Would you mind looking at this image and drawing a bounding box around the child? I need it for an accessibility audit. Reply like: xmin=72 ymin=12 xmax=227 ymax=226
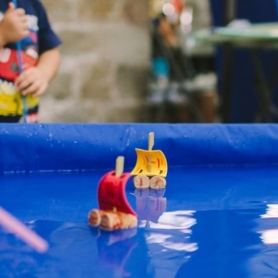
xmin=0 ymin=0 xmax=61 ymax=123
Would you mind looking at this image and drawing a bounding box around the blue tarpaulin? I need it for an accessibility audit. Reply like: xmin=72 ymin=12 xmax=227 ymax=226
xmin=1 ymin=123 xmax=278 ymax=174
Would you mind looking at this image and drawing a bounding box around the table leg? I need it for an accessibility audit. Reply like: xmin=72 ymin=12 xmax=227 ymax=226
xmin=223 ymin=0 xmax=236 ymax=25
xmin=267 ymin=61 xmax=278 ymax=120
xmin=249 ymin=50 xmax=272 ymax=122
xmin=219 ymin=0 xmax=237 ymax=123
xmin=221 ymin=44 xmax=234 ymax=123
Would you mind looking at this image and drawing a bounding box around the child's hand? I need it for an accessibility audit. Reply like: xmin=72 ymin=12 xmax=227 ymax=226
xmin=0 ymin=2 xmax=29 ymax=45
xmin=15 ymin=67 xmax=49 ymax=97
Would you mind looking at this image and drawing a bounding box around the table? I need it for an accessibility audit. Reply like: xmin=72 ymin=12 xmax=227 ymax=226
xmin=1 ymin=123 xmax=278 ymax=277
xmin=194 ymin=23 xmax=278 ymax=122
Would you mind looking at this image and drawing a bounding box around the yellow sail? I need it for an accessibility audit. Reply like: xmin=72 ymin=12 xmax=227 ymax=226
xmin=131 ymin=148 xmax=168 ymax=177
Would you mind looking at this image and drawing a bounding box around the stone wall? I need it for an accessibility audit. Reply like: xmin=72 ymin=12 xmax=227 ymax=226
xmin=39 ymin=0 xmax=150 ymax=123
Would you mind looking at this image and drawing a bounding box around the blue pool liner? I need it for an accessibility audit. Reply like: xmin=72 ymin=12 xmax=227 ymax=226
xmin=0 ymin=123 xmax=278 ymax=174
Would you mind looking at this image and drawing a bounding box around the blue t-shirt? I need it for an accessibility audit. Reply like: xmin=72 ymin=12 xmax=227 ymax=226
xmin=0 ymin=0 xmax=61 ymax=122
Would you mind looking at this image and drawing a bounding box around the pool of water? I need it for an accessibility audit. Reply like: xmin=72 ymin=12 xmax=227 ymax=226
xmin=1 ymin=165 xmax=278 ymax=277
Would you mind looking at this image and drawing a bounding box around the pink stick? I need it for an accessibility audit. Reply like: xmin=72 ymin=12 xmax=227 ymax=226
xmin=0 ymin=207 xmax=49 ymax=253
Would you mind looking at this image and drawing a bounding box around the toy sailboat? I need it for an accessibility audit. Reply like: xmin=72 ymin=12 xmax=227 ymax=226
xmin=131 ymin=132 xmax=168 ymax=189
xmin=88 ymin=156 xmax=137 ymax=231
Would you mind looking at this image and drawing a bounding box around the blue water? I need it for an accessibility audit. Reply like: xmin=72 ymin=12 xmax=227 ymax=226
xmin=1 ymin=166 xmax=278 ymax=277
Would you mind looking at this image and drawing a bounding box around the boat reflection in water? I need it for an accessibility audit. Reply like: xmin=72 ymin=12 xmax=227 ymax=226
xmin=133 ymin=188 xmax=167 ymax=225
xmin=94 ymin=228 xmax=139 ymax=277
xmin=132 ymin=187 xmax=198 ymax=277
xmin=92 ymin=186 xmax=198 ymax=277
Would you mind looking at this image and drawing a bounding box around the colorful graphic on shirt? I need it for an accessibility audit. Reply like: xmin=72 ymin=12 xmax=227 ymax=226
xmin=0 ymin=47 xmax=37 ymax=81
xmin=0 ymin=79 xmax=39 ymax=117
xmin=0 ymin=11 xmax=39 ymax=119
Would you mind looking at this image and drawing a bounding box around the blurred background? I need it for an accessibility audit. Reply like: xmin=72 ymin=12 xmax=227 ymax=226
xmin=39 ymin=0 xmax=278 ymax=124
xmin=40 ymin=0 xmax=150 ymax=123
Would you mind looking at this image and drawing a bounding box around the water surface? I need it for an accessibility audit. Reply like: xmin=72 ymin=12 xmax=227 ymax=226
xmin=1 ymin=166 xmax=278 ymax=277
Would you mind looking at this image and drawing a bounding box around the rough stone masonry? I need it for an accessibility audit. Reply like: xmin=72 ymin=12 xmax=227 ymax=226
xmin=39 ymin=0 xmax=150 ymax=123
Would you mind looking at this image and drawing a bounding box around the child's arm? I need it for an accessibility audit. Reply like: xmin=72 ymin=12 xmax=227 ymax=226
xmin=0 ymin=2 xmax=29 ymax=47
xmin=15 ymin=47 xmax=61 ymax=97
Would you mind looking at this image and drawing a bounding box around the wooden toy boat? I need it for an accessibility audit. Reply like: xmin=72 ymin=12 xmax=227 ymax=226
xmin=88 ymin=157 xmax=137 ymax=231
xmin=131 ymin=132 xmax=168 ymax=189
